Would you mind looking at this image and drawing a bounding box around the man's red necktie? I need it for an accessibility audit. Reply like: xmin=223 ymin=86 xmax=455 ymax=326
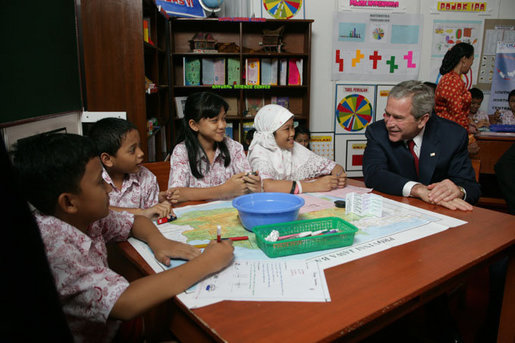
xmin=408 ymin=139 xmax=419 ymax=177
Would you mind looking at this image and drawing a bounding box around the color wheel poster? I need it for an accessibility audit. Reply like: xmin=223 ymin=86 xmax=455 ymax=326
xmin=332 ymin=13 xmax=422 ymax=82
xmin=334 ymin=84 xmax=377 ymax=177
xmin=261 ymin=0 xmax=305 ymax=19
xmin=430 ymin=20 xmax=482 ymax=87
xmin=334 ymin=84 xmax=376 ymax=135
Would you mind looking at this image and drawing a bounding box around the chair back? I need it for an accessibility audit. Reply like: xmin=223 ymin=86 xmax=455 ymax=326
xmin=470 ymin=159 xmax=480 ymax=182
xmin=141 ymin=161 xmax=170 ymax=191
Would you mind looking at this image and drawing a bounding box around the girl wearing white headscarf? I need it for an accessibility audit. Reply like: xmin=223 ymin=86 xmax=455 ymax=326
xmin=248 ymin=104 xmax=346 ymax=193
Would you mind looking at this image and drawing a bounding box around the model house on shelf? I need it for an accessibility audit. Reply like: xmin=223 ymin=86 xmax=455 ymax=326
xmin=259 ymin=26 xmax=285 ymax=52
xmin=189 ymin=32 xmax=218 ymax=53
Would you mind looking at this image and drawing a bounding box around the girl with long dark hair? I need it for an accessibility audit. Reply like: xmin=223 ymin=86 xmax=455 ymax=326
xmin=168 ymin=92 xmax=260 ymax=201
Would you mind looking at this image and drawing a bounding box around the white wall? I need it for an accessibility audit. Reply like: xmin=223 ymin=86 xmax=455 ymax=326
xmin=304 ymin=0 xmax=515 ymax=131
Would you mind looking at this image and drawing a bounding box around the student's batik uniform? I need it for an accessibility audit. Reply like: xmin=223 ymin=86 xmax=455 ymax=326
xmin=35 ymin=210 xmax=134 ymax=343
xmin=498 ymin=110 xmax=515 ymax=125
xmin=103 ymin=166 xmax=159 ymax=208
xmin=168 ymin=137 xmax=251 ymax=188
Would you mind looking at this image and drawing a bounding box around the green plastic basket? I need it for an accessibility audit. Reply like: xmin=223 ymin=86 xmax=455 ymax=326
xmin=253 ymin=217 xmax=358 ymax=258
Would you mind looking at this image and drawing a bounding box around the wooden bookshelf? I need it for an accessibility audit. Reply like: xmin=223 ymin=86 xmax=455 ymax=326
xmin=169 ymin=18 xmax=313 ymax=146
xmin=80 ymin=0 xmax=171 ymax=161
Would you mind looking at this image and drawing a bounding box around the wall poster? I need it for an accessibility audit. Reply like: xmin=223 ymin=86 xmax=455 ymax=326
xmin=332 ymin=12 xmax=422 ymax=82
xmin=430 ymin=20 xmax=483 ymax=88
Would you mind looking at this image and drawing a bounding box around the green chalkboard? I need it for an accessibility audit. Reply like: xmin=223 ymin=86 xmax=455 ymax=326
xmin=1 ymin=0 xmax=82 ymax=125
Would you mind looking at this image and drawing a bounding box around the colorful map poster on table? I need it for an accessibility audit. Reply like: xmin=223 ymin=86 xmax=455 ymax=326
xmin=332 ymin=12 xmax=422 ymax=82
xmin=430 ymin=20 xmax=483 ymax=87
xmin=129 ymin=190 xmax=466 ymax=308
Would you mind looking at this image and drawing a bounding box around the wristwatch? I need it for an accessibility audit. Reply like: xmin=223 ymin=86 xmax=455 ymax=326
xmin=458 ymin=186 xmax=467 ymax=200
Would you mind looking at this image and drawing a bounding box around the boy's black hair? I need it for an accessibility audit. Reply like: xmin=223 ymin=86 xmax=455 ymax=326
xmin=470 ymin=87 xmax=484 ymax=100
xmin=509 ymin=89 xmax=515 ymax=100
xmin=179 ymin=92 xmax=230 ymax=179
xmin=88 ymin=118 xmax=137 ymax=156
xmin=13 ymin=133 xmax=98 ymax=215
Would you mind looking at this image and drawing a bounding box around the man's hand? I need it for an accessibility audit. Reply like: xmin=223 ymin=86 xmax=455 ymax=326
xmin=410 ymin=183 xmax=431 ymax=203
xmin=427 ymin=179 xmax=463 ymax=203
xmin=438 ymin=198 xmax=473 ymax=211
xmin=411 ymin=182 xmax=472 ymax=211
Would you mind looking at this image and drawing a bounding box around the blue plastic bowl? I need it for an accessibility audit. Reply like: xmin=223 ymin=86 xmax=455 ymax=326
xmin=232 ymin=193 xmax=305 ymax=232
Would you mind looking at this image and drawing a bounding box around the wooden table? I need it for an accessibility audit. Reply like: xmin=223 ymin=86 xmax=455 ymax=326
xmin=114 ymin=180 xmax=515 ymax=343
xmin=475 ymin=132 xmax=515 ymax=174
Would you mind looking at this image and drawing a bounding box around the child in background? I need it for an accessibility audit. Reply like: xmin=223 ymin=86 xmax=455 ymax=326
xmin=469 ymin=87 xmax=490 ymax=131
xmin=13 ymin=133 xmax=233 ymax=342
xmin=493 ymin=89 xmax=515 ymax=125
xmin=243 ymin=128 xmax=256 ymax=151
xmin=168 ymin=92 xmax=261 ymax=201
xmin=294 ymin=126 xmax=311 ymax=150
xmin=89 ymin=118 xmax=178 ymax=220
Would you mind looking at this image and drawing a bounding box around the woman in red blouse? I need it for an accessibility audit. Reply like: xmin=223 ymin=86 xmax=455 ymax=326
xmin=435 ymin=43 xmax=479 ymax=154
xmin=435 ymin=43 xmax=474 ymax=131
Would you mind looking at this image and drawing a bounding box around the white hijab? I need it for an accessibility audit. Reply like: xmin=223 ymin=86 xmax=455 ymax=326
xmin=248 ymin=104 xmax=312 ymax=180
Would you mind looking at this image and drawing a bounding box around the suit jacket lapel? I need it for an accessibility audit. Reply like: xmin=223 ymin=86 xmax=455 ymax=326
xmin=419 ymin=117 xmax=439 ymax=184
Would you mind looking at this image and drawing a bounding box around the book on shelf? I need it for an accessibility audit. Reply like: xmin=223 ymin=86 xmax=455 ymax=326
xmin=202 ymin=58 xmax=225 ymax=85
xmin=227 ymin=58 xmax=240 ymax=85
xmin=271 ymin=96 xmax=289 ymax=109
xmin=213 ymin=58 xmax=225 ymax=85
xmin=201 ymin=58 xmax=214 ymax=85
xmin=261 ymin=58 xmax=278 ymax=86
xmin=225 ymin=122 xmax=233 ymax=138
xmin=245 ymin=58 xmax=260 ymax=85
xmin=223 ymin=97 xmax=238 ymax=116
xmin=143 ymin=18 xmax=150 ymax=44
xmin=174 ymin=96 xmax=188 ymax=118
xmin=279 ymin=58 xmax=288 ymax=85
xmin=183 ymin=57 xmax=201 ymax=86
xmin=246 ymin=96 xmax=264 ymax=117
xmin=288 ymin=58 xmax=303 ymax=86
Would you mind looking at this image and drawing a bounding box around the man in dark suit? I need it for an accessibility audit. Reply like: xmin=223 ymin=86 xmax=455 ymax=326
xmin=363 ymin=80 xmax=480 ymax=211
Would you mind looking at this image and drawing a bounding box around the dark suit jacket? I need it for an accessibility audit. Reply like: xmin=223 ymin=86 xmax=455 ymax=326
xmin=363 ymin=115 xmax=481 ymax=204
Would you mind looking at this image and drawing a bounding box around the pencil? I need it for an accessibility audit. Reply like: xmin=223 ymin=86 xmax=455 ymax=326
xmin=193 ymin=236 xmax=249 ymax=249
xmin=193 ymin=243 xmax=209 ymax=249
xmin=228 ymin=236 xmax=249 ymax=241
